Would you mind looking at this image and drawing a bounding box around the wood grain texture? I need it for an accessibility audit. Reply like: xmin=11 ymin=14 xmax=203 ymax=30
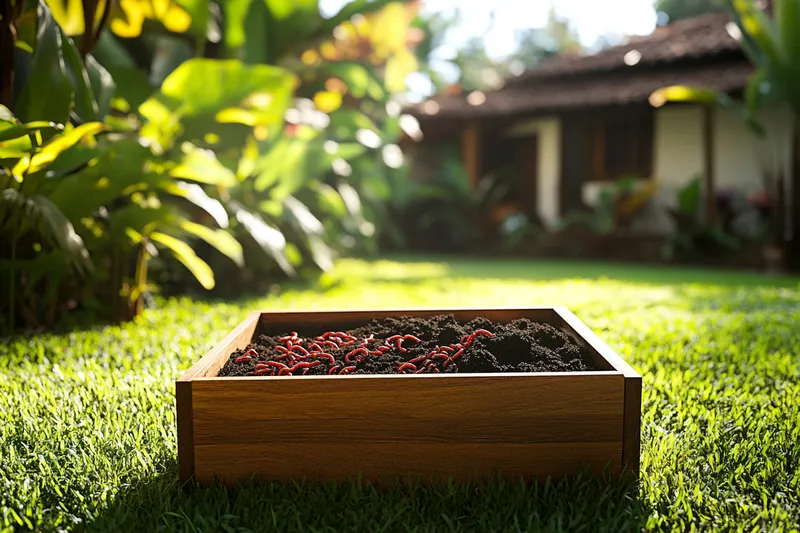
xmin=175 ymin=380 xmax=194 ymax=486
xmin=622 ymin=375 xmax=643 ymax=476
xmin=178 ymin=307 xmax=641 ymax=486
xmin=190 ymin=374 xmax=624 ymax=484
xmin=194 ymin=442 xmax=622 ymax=486
xmin=179 ymin=311 xmax=260 ymax=380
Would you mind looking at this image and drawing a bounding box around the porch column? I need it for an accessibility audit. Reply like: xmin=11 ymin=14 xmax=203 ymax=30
xmin=462 ymin=120 xmax=482 ymax=187
xmin=702 ymin=104 xmax=716 ymax=222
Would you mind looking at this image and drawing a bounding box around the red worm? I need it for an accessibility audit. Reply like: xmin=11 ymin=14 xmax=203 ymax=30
xmin=408 ymin=355 xmax=428 ymax=364
xmin=440 ymin=346 xmax=455 ymax=354
xmin=244 ymin=348 xmax=258 ymax=357
xmin=302 ymin=368 xmax=311 ymax=375
xmin=317 ymin=340 xmax=338 ymax=350
xmin=275 ymin=345 xmax=289 ymax=354
xmin=345 ymin=347 xmax=368 ymax=363
xmin=431 ymin=353 xmax=450 ymax=361
xmin=322 ymin=331 xmax=336 ymax=338
xmin=461 ymin=335 xmax=470 ymax=344
xmin=377 ymin=345 xmax=391 ymax=353
xmin=328 ymin=365 xmax=340 ymax=375
xmin=337 ymin=331 xmax=355 ymax=340
xmin=279 ymin=361 xmax=321 ymax=375
xmin=415 ymin=367 xmax=428 ymax=373
xmin=431 ymin=367 xmax=440 ymax=373
xmin=309 ymin=352 xmax=335 ymax=365
xmin=467 ymin=329 xmax=495 ymax=346
xmin=310 ymin=343 xmax=323 ymax=352
xmin=290 ymin=345 xmax=309 ymax=356
xmin=368 ymin=351 xmax=385 ymax=356
xmin=235 ymin=355 xmax=252 ymax=364
xmin=403 ymin=335 xmax=422 ymax=343
xmin=396 ymin=338 xmax=408 ymax=353
xmin=265 ymin=361 xmax=289 ymax=369
xmin=450 ymin=348 xmax=465 ymax=362
xmin=395 ymin=362 xmax=417 ymax=373
xmin=313 ymin=336 xmax=325 ymax=342
xmin=339 ymin=366 xmax=356 ymax=374
xmin=386 ymin=335 xmax=402 ymax=342
xmin=360 ymin=334 xmax=374 ymax=345
xmin=254 ymin=368 xmax=271 ymax=375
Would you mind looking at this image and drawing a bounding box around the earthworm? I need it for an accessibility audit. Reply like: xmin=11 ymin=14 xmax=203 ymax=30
xmin=467 ymin=329 xmax=495 ymax=346
xmin=244 ymin=348 xmax=258 ymax=357
xmin=328 ymin=365 xmax=340 ymax=375
xmin=431 ymin=353 xmax=450 ymax=361
xmin=310 ymin=343 xmax=323 ymax=352
xmin=275 ymin=345 xmax=289 ymax=354
xmin=345 ymin=347 xmax=368 ymax=363
xmin=408 ymin=355 xmax=428 ymax=364
xmin=279 ymin=333 xmax=297 ymax=342
xmin=461 ymin=335 xmax=470 ymax=344
xmin=450 ymin=348 xmax=465 ymax=362
xmin=396 ymin=338 xmax=408 ymax=353
xmin=254 ymin=368 xmax=273 ymax=375
xmin=386 ymin=334 xmax=402 ymax=343
xmin=235 ymin=355 xmax=252 ymax=364
xmin=440 ymin=346 xmax=455 ymax=354
xmin=360 ymin=334 xmax=374 ymax=345
xmin=322 ymin=331 xmax=336 ymax=338
xmin=265 ymin=361 xmax=289 ymax=369
xmin=337 ymin=331 xmax=356 ymax=340
xmin=377 ymin=345 xmax=391 ymax=353
xmin=395 ymin=362 xmax=417 ymax=373
xmin=309 ymin=352 xmax=335 ymax=365
xmin=431 ymin=367 xmax=440 ymax=373
xmin=279 ymin=361 xmax=321 ymax=375
xmin=302 ymin=368 xmax=311 ymax=375
xmin=403 ymin=335 xmax=422 ymax=343
xmin=415 ymin=367 xmax=427 ymax=374
xmin=368 ymin=350 xmax=385 ymax=356
xmin=339 ymin=366 xmax=356 ymax=374
xmin=318 ymin=340 xmax=339 ymax=350
xmin=290 ymin=345 xmax=309 ymax=356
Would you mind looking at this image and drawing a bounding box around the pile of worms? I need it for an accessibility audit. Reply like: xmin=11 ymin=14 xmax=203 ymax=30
xmin=226 ymin=328 xmax=496 ymax=377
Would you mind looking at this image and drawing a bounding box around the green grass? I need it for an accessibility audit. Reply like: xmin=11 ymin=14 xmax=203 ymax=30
xmin=2 ymin=257 xmax=800 ymax=532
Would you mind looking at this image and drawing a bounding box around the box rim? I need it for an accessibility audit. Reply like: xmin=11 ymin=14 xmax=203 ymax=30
xmin=179 ymin=306 xmax=639 ymax=382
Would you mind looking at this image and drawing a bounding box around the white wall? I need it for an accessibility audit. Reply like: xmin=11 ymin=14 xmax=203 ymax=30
xmin=653 ymin=106 xmax=706 ymax=205
xmin=505 ymin=117 xmax=562 ymax=227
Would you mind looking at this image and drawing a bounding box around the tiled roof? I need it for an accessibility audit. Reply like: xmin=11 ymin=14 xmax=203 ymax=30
xmin=408 ymin=13 xmax=750 ymax=120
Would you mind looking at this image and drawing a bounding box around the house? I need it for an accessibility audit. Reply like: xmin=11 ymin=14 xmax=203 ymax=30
xmin=405 ymin=13 xmax=795 ymax=233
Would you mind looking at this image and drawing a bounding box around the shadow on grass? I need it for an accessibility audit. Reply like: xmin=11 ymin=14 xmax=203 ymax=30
xmin=86 ymin=463 xmax=647 ymax=533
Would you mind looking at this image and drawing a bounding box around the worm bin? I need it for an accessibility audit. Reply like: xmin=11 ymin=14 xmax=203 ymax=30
xmin=176 ymin=307 xmax=641 ymax=487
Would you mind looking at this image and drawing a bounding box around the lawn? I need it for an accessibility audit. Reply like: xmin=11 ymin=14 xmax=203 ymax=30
xmin=1 ymin=257 xmax=799 ymax=532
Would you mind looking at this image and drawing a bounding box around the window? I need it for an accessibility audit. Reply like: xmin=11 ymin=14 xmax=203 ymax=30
xmin=589 ymin=111 xmax=653 ymax=181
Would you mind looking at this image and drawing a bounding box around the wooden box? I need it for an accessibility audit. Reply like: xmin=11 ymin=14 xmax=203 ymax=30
xmin=176 ymin=307 xmax=641 ymax=486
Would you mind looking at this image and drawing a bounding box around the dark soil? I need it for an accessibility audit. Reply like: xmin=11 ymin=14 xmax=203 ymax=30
xmin=218 ymin=315 xmax=599 ymax=377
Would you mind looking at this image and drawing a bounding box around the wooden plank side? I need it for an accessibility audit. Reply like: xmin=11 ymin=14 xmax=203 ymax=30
xmin=194 ymin=441 xmax=622 ymax=486
xmin=553 ymin=307 xmax=639 ymax=377
xmin=179 ymin=311 xmax=260 ymax=380
xmin=255 ymin=307 xmax=559 ymax=337
xmin=175 ymin=380 xmax=194 ymax=486
xmin=190 ymin=374 xmax=624 ymax=482
xmin=622 ymin=375 xmax=642 ymax=476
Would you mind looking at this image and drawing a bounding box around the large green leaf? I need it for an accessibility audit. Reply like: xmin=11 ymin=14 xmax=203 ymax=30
xmin=176 ymin=219 xmax=244 ymax=266
xmin=60 ymin=27 xmax=99 ymax=122
xmin=0 ymin=121 xmax=61 ymax=143
xmin=163 ymin=181 xmax=229 ymax=227
xmin=15 ymin=3 xmax=74 ymax=125
xmin=253 ymin=138 xmax=308 ymax=192
xmin=158 ymin=59 xmax=296 ymax=117
xmin=222 ymin=0 xmax=254 ymax=50
xmin=229 ymin=201 xmax=295 ymax=275
xmin=25 ymin=122 xmax=105 ymax=175
xmin=315 ymin=61 xmax=385 ymax=101
xmin=170 ymin=146 xmax=238 ymax=186
xmin=86 ymin=55 xmax=117 ymax=118
xmin=150 ymin=231 xmax=215 ymax=289
xmin=1 ymin=188 xmax=92 ymax=274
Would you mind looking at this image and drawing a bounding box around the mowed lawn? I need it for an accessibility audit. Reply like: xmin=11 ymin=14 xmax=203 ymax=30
xmin=2 ymin=257 xmax=799 ymax=532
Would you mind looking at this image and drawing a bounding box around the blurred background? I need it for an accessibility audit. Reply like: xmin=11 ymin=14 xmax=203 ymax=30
xmin=1 ymin=0 xmax=797 ymax=331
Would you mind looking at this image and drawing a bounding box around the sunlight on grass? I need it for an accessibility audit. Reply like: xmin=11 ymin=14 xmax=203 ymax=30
xmin=1 ymin=257 xmax=799 ymax=532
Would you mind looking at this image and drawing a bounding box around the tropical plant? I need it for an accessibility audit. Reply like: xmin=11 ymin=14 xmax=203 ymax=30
xmin=661 ymin=177 xmax=740 ymax=259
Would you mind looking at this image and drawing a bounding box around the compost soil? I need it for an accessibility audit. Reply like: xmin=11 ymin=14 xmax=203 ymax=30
xmin=218 ymin=315 xmax=598 ymax=377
